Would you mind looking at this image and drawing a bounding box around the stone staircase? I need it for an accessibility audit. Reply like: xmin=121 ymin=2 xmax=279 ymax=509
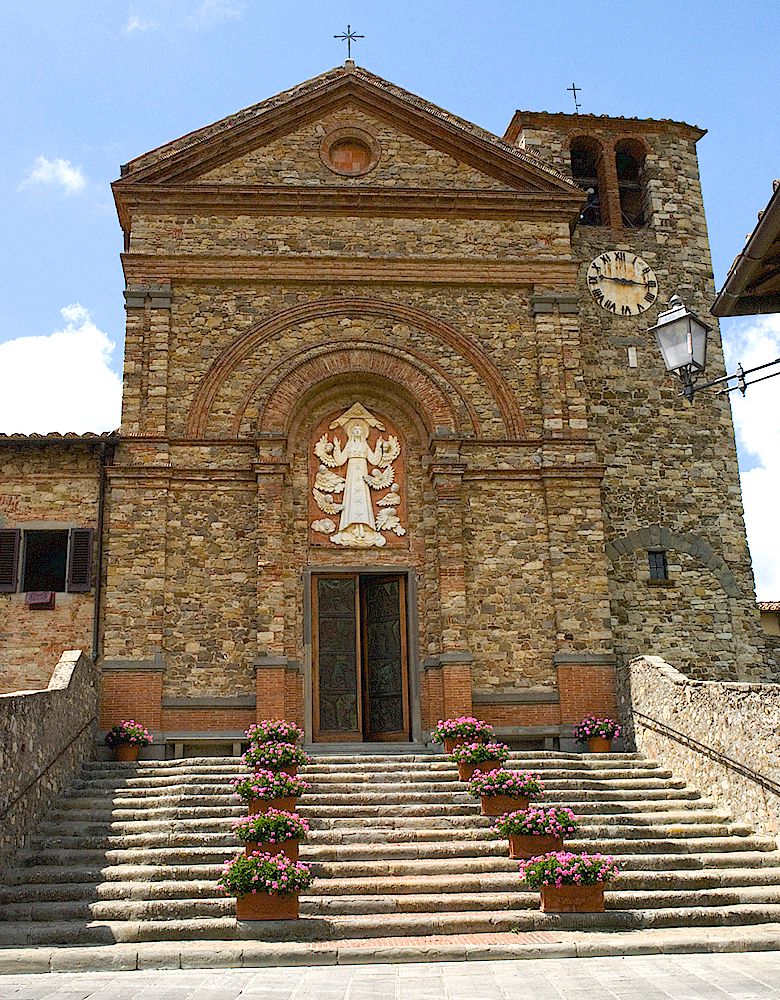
xmin=2 ymin=751 xmax=780 ymax=951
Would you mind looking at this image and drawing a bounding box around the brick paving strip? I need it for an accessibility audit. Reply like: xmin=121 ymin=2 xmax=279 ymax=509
xmin=3 ymin=953 xmax=780 ymax=999
xmin=1 ymin=925 xmax=780 ymax=975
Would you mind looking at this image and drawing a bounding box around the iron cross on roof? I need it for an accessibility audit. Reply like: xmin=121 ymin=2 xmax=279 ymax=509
xmin=334 ymin=24 xmax=364 ymax=59
xmin=567 ymin=82 xmax=582 ymax=114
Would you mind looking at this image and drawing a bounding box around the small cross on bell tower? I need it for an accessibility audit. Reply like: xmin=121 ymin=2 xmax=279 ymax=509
xmin=567 ymin=82 xmax=582 ymax=114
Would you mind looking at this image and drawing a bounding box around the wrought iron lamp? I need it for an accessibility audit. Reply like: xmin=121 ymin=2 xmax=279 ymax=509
xmin=651 ymin=294 xmax=780 ymax=403
xmin=650 ymin=295 xmax=710 ymax=402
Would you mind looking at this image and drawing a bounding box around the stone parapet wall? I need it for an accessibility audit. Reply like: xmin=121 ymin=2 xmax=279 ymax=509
xmin=0 ymin=650 xmax=98 ymax=871
xmin=618 ymin=654 xmax=780 ymax=843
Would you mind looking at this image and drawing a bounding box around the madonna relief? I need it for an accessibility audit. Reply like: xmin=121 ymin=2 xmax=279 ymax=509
xmin=310 ymin=403 xmax=407 ymax=548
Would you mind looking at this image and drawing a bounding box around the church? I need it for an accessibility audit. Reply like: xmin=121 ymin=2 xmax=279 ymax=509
xmin=0 ymin=62 xmax=773 ymax=755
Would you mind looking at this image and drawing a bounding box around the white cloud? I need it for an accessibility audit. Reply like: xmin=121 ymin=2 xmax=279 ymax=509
xmin=722 ymin=314 xmax=780 ymax=600
xmin=188 ymin=0 xmax=244 ymax=27
xmin=0 ymin=305 xmax=122 ymax=435
xmin=20 ymin=156 xmax=87 ymax=196
xmin=124 ymin=10 xmax=159 ymax=33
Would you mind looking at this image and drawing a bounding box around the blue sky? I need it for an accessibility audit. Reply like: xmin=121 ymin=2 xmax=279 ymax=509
xmin=1 ymin=0 xmax=778 ymax=595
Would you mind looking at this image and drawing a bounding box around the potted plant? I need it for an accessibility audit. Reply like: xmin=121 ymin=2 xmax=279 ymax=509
xmin=467 ymin=769 xmax=543 ymax=816
xmin=245 ymin=720 xmax=304 ymax=745
xmin=574 ymin=716 xmax=622 ymax=753
xmin=493 ymin=806 xmax=579 ymax=859
xmin=232 ymin=809 xmax=309 ymax=860
xmin=218 ymin=850 xmax=314 ymax=920
xmin=431 ymin=717 xmax=495 ymax=753
xmin=232 ymin=769 xmax=309 ymax=813
xmin=242 ymin=742 xmax=310 ymax=775
xmin=449 ymin=741 xmax=509 ymax=781
xmin=104 ymin=720 xmax=153 ymax=762
xmin=519 ymin=851 xmax=619 ymax=913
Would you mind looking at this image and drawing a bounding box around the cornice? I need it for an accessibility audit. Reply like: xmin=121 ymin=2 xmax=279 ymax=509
xmin=121 ymin=253 xmax=578 ymax=287
xmin=112 ymin=183 xmax=584 ymax=231
xmin=504 ymin=110 xmax=707 ymax=144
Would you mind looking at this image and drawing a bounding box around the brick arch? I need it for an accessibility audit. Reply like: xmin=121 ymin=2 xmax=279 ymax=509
xmin=185 ymin=297 xmax=524 ymax=438
xmin=234 ymin=341 xmax=478 ymax=437
xmin=605 ymin=525 xmax=742 ymax=598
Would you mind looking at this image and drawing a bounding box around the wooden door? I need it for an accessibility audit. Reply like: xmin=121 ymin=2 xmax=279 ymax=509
xmin=361 ymin=575 xmax=409 ymax=742
xmin=312 ymin=575 xmax=362 ymax=742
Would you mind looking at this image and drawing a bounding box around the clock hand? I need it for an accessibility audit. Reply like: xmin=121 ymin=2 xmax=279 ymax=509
xmin=600 ymin=276 xmax=645 ymax=285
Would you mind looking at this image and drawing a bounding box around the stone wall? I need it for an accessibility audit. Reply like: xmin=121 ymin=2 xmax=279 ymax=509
xmin=0 ymin=650 xmax=98 ymax=871
xmin=513 ymin=113 xmax=768 ymax=680
xmin=618 ymin=654 xmax=780 ymax=843
xmin=0 ymin=442 xmax=104 ymax=693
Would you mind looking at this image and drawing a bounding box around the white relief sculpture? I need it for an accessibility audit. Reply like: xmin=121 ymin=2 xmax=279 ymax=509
xmin=311 ymin=402 xmax=406 ymax=548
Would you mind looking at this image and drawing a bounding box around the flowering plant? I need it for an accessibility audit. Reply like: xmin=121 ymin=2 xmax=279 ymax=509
xmin=232 ymin=769 xmax=309 ymax=803
xmin=217 ymin=851 xmax=313 ymax=897
xmin=232 ymin=809 xmax=309 ymax=844
xmin=518 ymin=851 xmax=619 ymax=889
xmin=242 ymin=742 xmax=310 ymax=770
xmin=430 ymin=717 xmax=494 ymax=744
xmin=467 ymin=769 xmax=543 ymax=798
xmin=448 ymin=741 xmax=509 ymax=764
xmin=245 ymin=720 xmax=304 ymax=744
xmin=104 ymin=720 xmax=153 ymax=747
xmin=493 ymin=806 xmax=579 ymax=838
xmin=574 ymin=716 xmax=622 ymax=743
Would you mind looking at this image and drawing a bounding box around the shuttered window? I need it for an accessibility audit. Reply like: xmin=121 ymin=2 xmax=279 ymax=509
xmin=0 ymin=528 xmax=94 ymax=594
xmin=67 ymin=528 xmax=94 ymax=593
xmin=0 ymin=529 xmax=20 ymax=593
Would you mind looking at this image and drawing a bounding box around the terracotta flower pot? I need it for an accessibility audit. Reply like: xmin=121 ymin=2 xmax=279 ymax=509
xmin=244 ymin=839 xmax=299 ymax=860
xmin=116 ymin=744 xmax=140 ymax=762
xmin=509 ymin=833 xmax=563 ymax=860
xmin=587 ymin=736 xmax=612 ymax=753
xmin=236 ymin=891 xmax=299 ymax=920
xmin=458 ymin=760 xmax=501 ymax=781
xmin=539 ymin=882 xmax=605 ymax=913
xmin=248 ymin=796 xmax=297 ymax=814
xmin=444 ymin=737 xmax=484 ymax=753
xmin=481 ymin=794 xmax=529 ymax=817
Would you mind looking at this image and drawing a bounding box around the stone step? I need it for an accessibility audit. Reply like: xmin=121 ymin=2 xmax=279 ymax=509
xmin=5 ymin=882 xmax=780 ymax=925
xmin=8 ymin=850 xmax=780 ymax=892
xmin=7 ymin=864 xmax=780 ymax=905
xmin=4 ymin=902 xmax=780 ymax=947
xmin=82 ymin=752 xmax=648 ymax=771
xmin=31 ymin=809 xmax=737 ymax=840
xmin=50 ymin=795 xmax=713 ymax=823
xmin=34 ymin=820 xmax=755 ymax=853
xmin=71 ymin=768 xmax=685 ymax=798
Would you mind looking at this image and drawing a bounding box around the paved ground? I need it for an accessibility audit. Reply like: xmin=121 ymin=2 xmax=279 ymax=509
xmin=2 ymin=953 xmax=780 ymax=999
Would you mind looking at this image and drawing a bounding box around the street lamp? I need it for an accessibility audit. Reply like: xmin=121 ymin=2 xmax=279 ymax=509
xmin=650 ymin=295 xmax=710 ymax=402
xmin=651 ymin=294 xmax=780 ymax=403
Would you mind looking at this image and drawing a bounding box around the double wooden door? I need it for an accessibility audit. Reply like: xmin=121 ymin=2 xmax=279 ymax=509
xmin=312 ymin=573 xmax=410 ymax=742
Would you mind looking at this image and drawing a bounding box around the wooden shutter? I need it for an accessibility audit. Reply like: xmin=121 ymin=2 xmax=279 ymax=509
xmin=67 ymin=528 xmax=94 ymax=593
xmin=0 ymin=529 xmax=20 ymax=593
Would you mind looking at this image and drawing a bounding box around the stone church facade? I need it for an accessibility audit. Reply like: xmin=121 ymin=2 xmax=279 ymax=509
xmin=0 ymin=63 xmax=771 ymax=753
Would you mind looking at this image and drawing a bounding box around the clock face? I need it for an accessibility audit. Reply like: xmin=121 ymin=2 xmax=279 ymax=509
xmin=587 ymin=251 xmax=658 ymax=316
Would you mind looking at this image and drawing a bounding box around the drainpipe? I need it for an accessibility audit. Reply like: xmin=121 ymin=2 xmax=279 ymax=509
xmin=91 ymin=439 xmax=114 ymax=662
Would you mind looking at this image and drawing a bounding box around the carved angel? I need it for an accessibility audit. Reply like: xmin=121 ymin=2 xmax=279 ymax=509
xmin=314 ymin=467 xmax=346 ymax=494
xmin=377 ymin=508 xmax=407 ymax=535
xmin=376 ymin=435 xmax=400 ymax=468
xmin=313 ymin=489 xmax=343 ymax=515
xmin=377 ymin=485 xmax=401 ymax=506
xmin=314 ymin=434 xmax=340 ymax=468
xmin=364 ymin=465 xmax=395 ymax=490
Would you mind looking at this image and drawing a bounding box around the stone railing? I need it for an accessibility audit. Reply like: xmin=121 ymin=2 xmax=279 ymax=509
xmin=618 ymin=654 xmax=780 ymax=844
xmin=0 ymin=650 xmax=98 ymax=870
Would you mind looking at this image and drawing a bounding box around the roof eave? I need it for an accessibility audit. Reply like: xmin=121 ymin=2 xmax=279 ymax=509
xmin=712 ymin=181 xmax=780 ymax=318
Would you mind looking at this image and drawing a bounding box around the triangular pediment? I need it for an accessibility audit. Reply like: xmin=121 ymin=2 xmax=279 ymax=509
xmin=115 ymin=64 xmax=580 ymax=197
